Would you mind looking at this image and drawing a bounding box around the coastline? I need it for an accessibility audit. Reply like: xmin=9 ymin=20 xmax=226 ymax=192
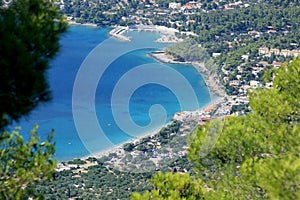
xmin=79 ymin=125 xmax=168 ymax=161
xmin=108 ymin=25 xmax=185 ymax=43
xmin=57 ymin=25 xmax=226 ymax=165
xmin=58 ymin=94 xmax=222 ymax=167
xmin=149 ymin=51 xmax=227 ymax=98
xmin=107 ymin=24 xmax=226 ymax=99
xmin=59 ymin=96 xmax=220 ymax=164
xmin=68 ymin=21 xmax=98 ymax=27
xmin=193 ymin=62 xmax=227 ymax=99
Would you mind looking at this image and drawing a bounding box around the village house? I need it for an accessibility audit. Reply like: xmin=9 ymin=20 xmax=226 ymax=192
xmin=292 ymin=49 xmax=300 ymax=57
xmin=267 ymin=29 xmax=277 ymax=34
xmin=269 ymin=48 xmax=280 ymax=55
xmin=212 ymin=52 xmax=221 ymax=57
xmin=131 ymin=150 xmax=143 ymax=156
xmin=259 ymin=47 xmax=300 ymax=58
xmin=265 ymin=82 xmax=273 ymax=89
xmin=280 ymin=49 xmax=292 ymax=57
xmin=236 ymin=74 xmax=242 ymax=80
xmin=258 ymin=47 xmax=269 ymax=55
xmin=272 ymin=61 xmax=282 ymax=68
xmin=248 ymin=30 xmax=261 ymax=36
xmin=223 ymin=76 xmax=229 ymax=82
xmin=230 ymin=80 xmax=241 ymax=87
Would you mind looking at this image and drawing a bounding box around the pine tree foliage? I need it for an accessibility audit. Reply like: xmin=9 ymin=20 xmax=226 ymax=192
xmin=132 ymin=57 xmax=300 ymax=199
xmin=0 ymin=0 xmax=67 ymax=128
xmin=0 ymin=126 xmax=56 ymax=199
xmin=0 ymin=0 xmax=66 ymax=198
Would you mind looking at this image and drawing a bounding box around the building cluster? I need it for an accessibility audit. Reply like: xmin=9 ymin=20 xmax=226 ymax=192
xmin=129 ymin=0 xmax=251 ymax=25
xmin=221 ymin=45 xmax=300 ymax=96
xmin=173 ymin=103 xmax=215 ymax=126
xmin=56 ymin=0 xmax=255 ymax=28
xmin=56 ymin=160 xmax=97 ymax=172
xmin=168 ymin=0 xmax=249 ymax=12
xmin=258 ymin=47 xmax=300 ymax=57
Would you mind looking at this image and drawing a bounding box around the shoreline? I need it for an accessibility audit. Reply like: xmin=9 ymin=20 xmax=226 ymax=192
xmin=79 ymin=125 xmax=168 ymax=161
xmin=149 ymin=51 xmax=227 ymax=98
xmin=108 ymin=25 xmax=185 ymax=43
xmin=107 ymin=25 xmax=226 ymax=99
xmin=60 ymin=89 xmax=222 ymax=163
xmin=57 ymin=25 xmax=226 ymax=164
xmin=59 ymin=96 xmax=220 ymax=164
xmin=68 ymin=21 xmax=98 ymax=27
xmin=193 ymin=62 xmax=227 ymax=99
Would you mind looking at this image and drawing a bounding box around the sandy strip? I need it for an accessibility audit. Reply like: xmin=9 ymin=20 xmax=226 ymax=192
xmin=60 ymin=97 xmax=222 ymax=164
xmin=78 ymin=96 xmax=223 ymax=162
xmin=68 ymin=21 xmax=98 ymax=27
xmin=79 ymin=125 xmax=167 ymax=160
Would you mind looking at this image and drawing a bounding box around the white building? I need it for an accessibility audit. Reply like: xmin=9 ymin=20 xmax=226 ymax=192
xmin=169 ymin=2 xmax=181 ymax=9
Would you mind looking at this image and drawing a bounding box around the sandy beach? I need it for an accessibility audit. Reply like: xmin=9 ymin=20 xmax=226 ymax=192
xmin=67 ymin=95 xmax=222 ymax=164
xmin=79 ymin=125 xmax=168 ymax=161
xmin=68 ymin=21 xmax=98 ymax=27
xmin=108 ymin=25 xmax=184 ymax=43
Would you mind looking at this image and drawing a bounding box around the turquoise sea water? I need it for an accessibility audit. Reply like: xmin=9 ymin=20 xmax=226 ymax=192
xmin=14 ymin=26 xmax=211 ymax=160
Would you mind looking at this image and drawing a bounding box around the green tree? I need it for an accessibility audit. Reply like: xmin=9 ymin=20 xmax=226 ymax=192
xmin=0 ymin=0 xmax=67 ymax=128
xmin=0 ymin=126 xmax=56 ymax=199
xmin=123 ymin=142 xmax=135 ymax=152
xmin=131 ymin=172 xmax=204 ymax=200
xmin=0 ymin=0 xmax=67 ymax=198
xmin=132 ymin=57 xmax=300 ymax=199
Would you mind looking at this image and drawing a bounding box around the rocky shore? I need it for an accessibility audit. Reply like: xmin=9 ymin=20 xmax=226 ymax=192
xmin=149 ymin=51 xmax=226 ymax=98
xmin=193 ymin=62 xmax=227 ymax=98
xmin=148 ymin=51 xmax=190 ymax=64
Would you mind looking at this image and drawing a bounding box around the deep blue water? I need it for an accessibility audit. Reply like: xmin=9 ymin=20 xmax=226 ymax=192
xmin=13 ymin=26 xmax=211 ymax=160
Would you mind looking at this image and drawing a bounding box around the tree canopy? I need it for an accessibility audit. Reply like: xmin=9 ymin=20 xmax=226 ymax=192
xmin=0 ymin=0 xmax=67 ymax=128
xmin=131 ymin=57 xmax=300 ymax=199
xmin=0 ymin=126 xmax=56 ymax=199
xmin=0 ymin=0 xmax=67 ymax=198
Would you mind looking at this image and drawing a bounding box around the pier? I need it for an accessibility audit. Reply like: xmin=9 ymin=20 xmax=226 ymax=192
xmin=109 ymin=26 xmax=131 ymax=42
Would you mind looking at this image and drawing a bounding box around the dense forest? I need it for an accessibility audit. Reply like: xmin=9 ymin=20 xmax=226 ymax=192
xmin=32 ymin=121 xmax=197 ymax=199
xmin=61 ymin=0 xmax=300 ymax=49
